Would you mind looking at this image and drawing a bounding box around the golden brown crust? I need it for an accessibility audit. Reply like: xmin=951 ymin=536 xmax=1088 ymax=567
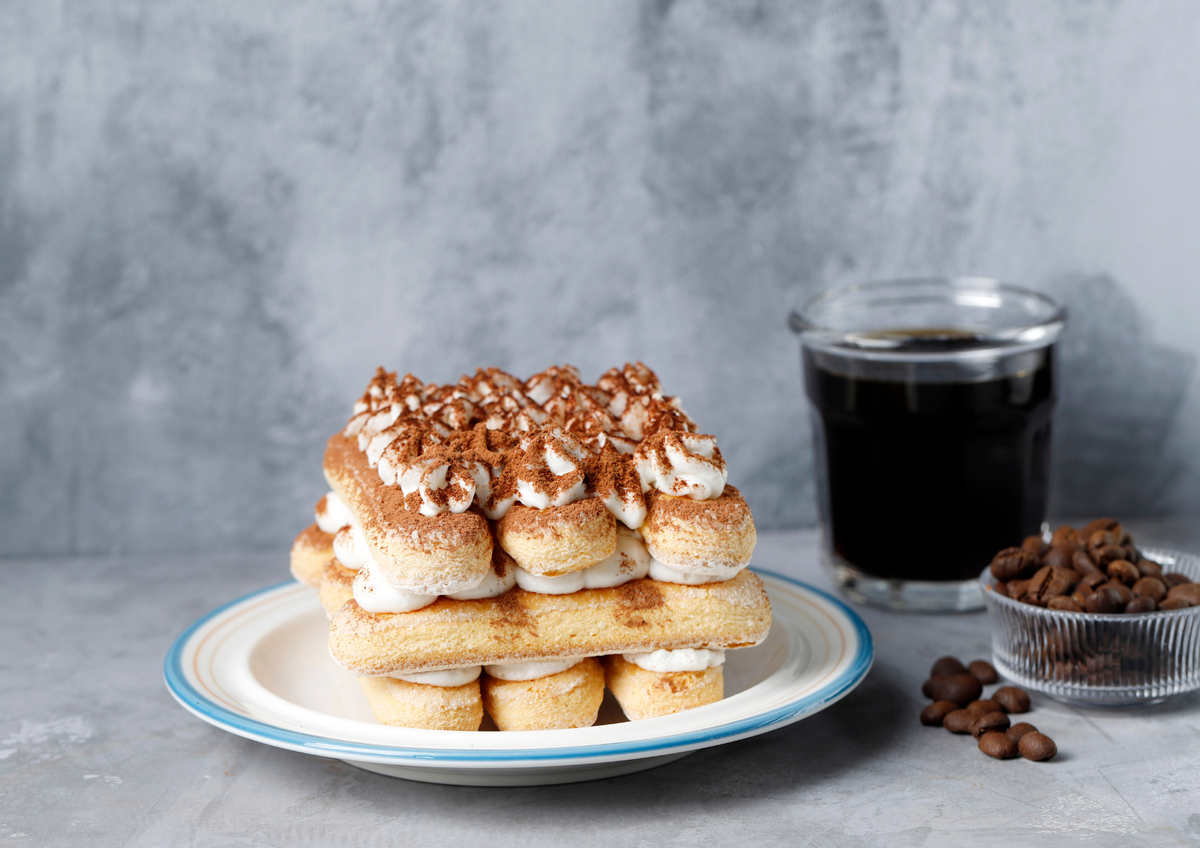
xmin=641 ymin=486 xmax=757 ymax=572
xmin=290 ymin=524 xmax=334 ymax=588
xmin=318 ymin=560 xmax=356 ymax=617
xmin=481 ymin=658 xmax=605 ymax=731
xmin=357 ymin=676 xmax=483 ymax=731
xmin=495 ymin=499 xmax=617 ymax=576
xmin=324 ymin=434 xmax=493 ymax=595
xmin=328 ymin=570 xmax=772 ymax=676
xmin=604 ymin=655 xmax=724 ymax=720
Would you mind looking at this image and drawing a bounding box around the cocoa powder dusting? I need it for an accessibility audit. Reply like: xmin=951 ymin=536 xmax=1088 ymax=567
xmin=342 ymin=362 xmax=712 ymax=516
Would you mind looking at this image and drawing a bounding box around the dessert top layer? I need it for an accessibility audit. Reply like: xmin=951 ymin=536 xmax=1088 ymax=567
xmin=342 ymin=363 xmax=729 ymax=527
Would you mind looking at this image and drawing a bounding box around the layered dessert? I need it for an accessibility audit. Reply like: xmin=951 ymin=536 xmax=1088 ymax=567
xmin=291 ymin=363 xmax=771 ymax=731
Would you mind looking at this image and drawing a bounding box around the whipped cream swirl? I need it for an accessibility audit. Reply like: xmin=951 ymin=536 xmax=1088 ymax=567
xmin=635 ymin=431 xmax=727 ymax=500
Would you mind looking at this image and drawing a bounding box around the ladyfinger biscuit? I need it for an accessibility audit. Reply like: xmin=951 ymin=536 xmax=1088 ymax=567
xmin=495 ymin=499 xmax=618 ymax=577
xmin=481 ymin=659 xmax=605 ymax=731
xmin=290 ymin=524 xmax=334 ymax=588
xmin=324 ymin=434 xmax=494 ymax=596
xmin=604 ymin=655 xmax=724 ymax=720
xmin=328 ymin=570 xmax=771 ymax=676
xmin=640 ymin=486 xmax=757 ymax=574
xmin=357 ymin=676 xmax=483 ymax=731
xmin=318 ymin=560 xmax=356 ymax=617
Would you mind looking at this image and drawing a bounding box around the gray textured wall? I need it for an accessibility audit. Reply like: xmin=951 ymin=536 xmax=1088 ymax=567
xmin=3 ymin=1 xmax=1198 ymax=557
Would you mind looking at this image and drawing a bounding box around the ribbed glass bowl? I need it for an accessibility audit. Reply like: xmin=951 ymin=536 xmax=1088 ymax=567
xmin=981 ymin=548 xmax=1200 ymax=707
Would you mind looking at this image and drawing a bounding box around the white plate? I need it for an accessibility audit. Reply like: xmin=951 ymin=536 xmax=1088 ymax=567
xmin=164 ymin=569 xmax=873 ymax=786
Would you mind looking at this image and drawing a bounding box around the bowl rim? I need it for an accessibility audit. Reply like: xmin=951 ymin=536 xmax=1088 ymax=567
xmin=978 ymin=546 xmax=1200 ymax=622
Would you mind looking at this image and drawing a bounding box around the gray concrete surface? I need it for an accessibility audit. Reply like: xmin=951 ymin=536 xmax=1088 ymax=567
xmin=2 ymin=521 xmax=1198 ymax=847
xmin=2 ymin=2 xmax=1200 ymax=558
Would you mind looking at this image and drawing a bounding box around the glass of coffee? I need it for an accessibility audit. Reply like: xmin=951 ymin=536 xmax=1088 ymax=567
xmin=789 ymin=278 xmax=1065 ymax=612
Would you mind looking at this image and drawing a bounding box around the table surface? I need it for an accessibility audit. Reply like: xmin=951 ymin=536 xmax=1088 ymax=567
xmin=3 ymin=518 xmax=1200 ymax=848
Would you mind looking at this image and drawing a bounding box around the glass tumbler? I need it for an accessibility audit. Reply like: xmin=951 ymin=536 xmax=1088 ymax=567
xmin=789 ymin=278 xmax=1066 ymax=612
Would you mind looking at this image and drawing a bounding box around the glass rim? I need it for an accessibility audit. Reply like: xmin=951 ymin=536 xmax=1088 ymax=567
xmin=788 ymin=277 xmax=1066 ymax=359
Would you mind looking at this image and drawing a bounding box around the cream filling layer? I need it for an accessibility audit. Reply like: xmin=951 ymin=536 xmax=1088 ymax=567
xmin=622 ymin=648 xmax=726 ymax=673
xmin=349 ymin=533 xmax=740 ymax=613
xmin=390 ymin=666 xmax=482 ymax=687
xmin=484 ymin=657 xmax=584 ymax=681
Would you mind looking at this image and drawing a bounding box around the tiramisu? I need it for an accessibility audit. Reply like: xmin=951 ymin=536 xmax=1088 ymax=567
xmin=292 ymin=363 xmax=771 ymax=731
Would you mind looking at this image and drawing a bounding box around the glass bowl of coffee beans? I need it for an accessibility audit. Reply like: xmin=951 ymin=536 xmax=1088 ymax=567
xmin=980 ymin=518 xmax=1200 ymax=706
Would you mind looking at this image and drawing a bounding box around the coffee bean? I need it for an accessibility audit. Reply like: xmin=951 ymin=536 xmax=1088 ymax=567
xmin=920 ymin=700 xmax=960 ymax=726
xmin=1167 ymin=583 xmax=1200 ymax=605
xmin=924 ymin=672 xmax=983 ymax=706
xmin=1136 ymin=559 xmax=1163 ymax=578
xmin=993 ymin=686 xmax=1031 ymax=714
xmin=1093 ymin=544 xmax=1128 ymax=566
xmin=1042 ymin=547 xmax=1075 ymax=571
xmin=1050 ymin=525 xmax=1081 ymax=548
xmin=1080 ymin=518 xmax=1121 ymax=540
xmin=971 ymin=711 xmax=1012 ymax=739
xmin=967 ymin=660 xmax=998 ymax=684
xmin=1164 ymin=573 xmax=1192 ymax=588
xmin=1122 ymin=544 xmax=1140 ymax=563
xmin=1047 ymin=596 xmax=1083 ymax=612
xmin=1084 ymin=586 xmax=1124 ymax=614
xmin=979 ymin=731 xmax=1019 ymax=759
xmin=1007 ymin=579 xmax=1030 ymax=599
xmin=1005 ymin=722 xmax=1038 ymax=741
xmin=943 ymin=709 xmax=976 ymax=734
xmin=1102 ymin=581 xmax=1135 ymax=604
xmin=991 ymin=547 xmax=1040 ymax=582
xmin=966 ymin=699 xmax=1002 ymax=716
xmin=1072 ymin=550 xmax=1101 ymax=575
xmin=1124 ymin=596 xmax=1156 ymax=614
xmin=1161 ymin=597 xmax=1195 ymax=610
xmin=1107 ymin=560 xmax=1141 ymax=585
xmin=1081 ymin=571 xmax=1108 ymax=590
xmin=1131 ymin=576 xmax=1168 ymax=603
xmin=930 ymin=656 xmax=967 ymax=678
xmin=1021 ymin=535 xmax=1049 ymax=556
xmin=1018 ymin=731 xmax=1058 ymax=761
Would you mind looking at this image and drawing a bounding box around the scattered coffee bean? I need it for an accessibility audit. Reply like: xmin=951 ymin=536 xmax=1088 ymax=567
xmin=943 ymin=709 xmax=976 ymax=734
xmin=993 ymin=686 xmax=1031 ymax=714
xmin=965 ymin=699 xmax=1002 ymax=716
xmin=1005 ymin=722 xmax=1038 ymax=741
xmin=979 ymin=731 xmax=1019 ymax=759
xmin=924 ymin=672 xmax=983 ymax=706
xmin=930 ymin=656 xmax=967 ymax=678
xmin=920 ymin=700 xmax=960 ymax=727
xmin=967 ymin=660 xmax=998 ymax=684
xmin=1018 ymin=731 xmax=1058 ymax=761
xmin=971 ymin=711 xmax=1012 ymax=739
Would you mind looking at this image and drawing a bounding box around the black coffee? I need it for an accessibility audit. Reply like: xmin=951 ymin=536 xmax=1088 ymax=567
xmin=804 ymin=347 xmax=1055 ymax=583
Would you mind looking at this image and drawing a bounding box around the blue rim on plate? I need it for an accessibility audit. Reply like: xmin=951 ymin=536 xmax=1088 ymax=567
xmin=164 ymin=568 xmax=873 ymax=764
